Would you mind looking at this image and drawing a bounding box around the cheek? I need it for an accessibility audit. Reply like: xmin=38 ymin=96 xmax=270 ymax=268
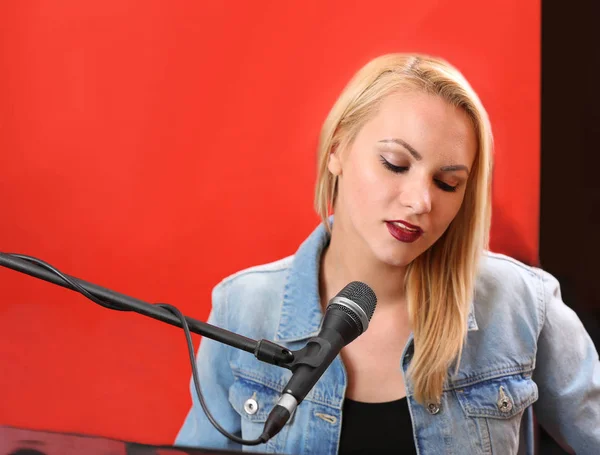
xmin=433 ymin=196 xmax=465 ymax=232
xmin=346 ymin=159 xmax=392 ymax=208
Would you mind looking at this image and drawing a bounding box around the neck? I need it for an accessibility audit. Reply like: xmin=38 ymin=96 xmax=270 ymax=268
xmin=320 ymin=219 xmax=408 ymax=307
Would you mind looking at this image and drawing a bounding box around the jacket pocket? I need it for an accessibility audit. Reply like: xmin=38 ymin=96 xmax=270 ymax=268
xmin=455 ymin=373 xmax=538 ymax=454
xmin=228 ymin=375 xmax=293 ymax=453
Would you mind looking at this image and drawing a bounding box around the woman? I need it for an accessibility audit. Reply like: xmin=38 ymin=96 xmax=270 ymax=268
xmin=175 ymin=54 xmax=600 ymax=454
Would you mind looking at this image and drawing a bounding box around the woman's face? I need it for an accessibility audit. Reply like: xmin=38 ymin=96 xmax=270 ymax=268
xmin=328 ymin=90 xmax=477 ymax=268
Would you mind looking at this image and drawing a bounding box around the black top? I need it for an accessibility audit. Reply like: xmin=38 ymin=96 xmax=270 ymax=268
xmin=338 ymin=397 xmax=417 ymax=455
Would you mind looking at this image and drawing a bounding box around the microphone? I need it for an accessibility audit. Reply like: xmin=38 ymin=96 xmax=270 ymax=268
xmin=261 ymin=281 xmax=377 ymax=440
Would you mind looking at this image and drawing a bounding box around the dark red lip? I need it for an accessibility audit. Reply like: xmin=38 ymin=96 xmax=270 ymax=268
xmin=385 ymin=221 xmax=423 ymax=243
xmin=388 ymin=219 xmax=423 ymax=232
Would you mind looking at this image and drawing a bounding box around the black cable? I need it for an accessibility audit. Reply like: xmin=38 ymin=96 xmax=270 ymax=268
xmin=1 ymin=253 xmax=267 ymax=446
xmin=157 ymin=303 xmax=266 ymax=446
xmin=7 ymin=254 xmax=128 ymax=312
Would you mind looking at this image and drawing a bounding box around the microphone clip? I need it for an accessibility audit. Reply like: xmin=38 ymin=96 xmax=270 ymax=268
xmin=281 ymin=337 xmax=332 ymax=371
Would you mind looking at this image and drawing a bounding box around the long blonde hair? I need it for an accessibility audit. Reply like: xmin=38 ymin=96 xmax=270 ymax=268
xmin=314 ymin=54 xmax=493 ymax=404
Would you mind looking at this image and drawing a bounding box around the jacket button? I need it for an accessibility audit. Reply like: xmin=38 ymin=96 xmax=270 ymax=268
xmin=498 ymin=398 xmax=513 ymax=413
xmin=427 ymin=402 xmax=440 ymax=415
xmin=497 ymin=386 xmax=513 ymax=413
xmin=244 ymin=397 xmax=259 ymax=415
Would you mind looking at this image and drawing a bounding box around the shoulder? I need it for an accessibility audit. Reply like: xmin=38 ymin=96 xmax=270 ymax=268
xmin=479 ymin=251 xmax=560 ymax=301
xmin=218 ymin=255 xmax=294 ymax=288
xmin=214 ymin=254 xmax=294 ymax=302
xmin=479 ymin=250 xmax=539 ymax=281
xmin=477 ymin=250 xmax=544 ymax=296
xmin=474 ymin=251 xmax=548 ymax=335
xmin=210 ymin=255 xmax=294 ymax=337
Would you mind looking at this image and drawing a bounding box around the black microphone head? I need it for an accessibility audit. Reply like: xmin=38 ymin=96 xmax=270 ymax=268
xmin=327 ymin=281 xmax=377 ymax=335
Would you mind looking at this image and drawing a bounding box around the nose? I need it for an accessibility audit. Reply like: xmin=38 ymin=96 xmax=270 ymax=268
xmin=399 ymin=177 xmax=432 ymax=215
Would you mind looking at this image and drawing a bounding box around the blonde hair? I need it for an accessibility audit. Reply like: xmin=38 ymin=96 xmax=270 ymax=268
xmin=314 ymin=54 xmax=493 ymax=404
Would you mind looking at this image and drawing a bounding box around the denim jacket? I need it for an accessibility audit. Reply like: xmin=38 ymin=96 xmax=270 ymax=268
xmin=175 ymin=222 xmax=600 ymax=454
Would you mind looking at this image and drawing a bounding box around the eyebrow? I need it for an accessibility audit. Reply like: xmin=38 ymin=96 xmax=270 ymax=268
xmin=440 ymin=164 xmax=470 ymax=174
xmin=378 ymin=138 xmax=422 ymax=160
xmin=378 ymin=138 xmax=470 ymax=175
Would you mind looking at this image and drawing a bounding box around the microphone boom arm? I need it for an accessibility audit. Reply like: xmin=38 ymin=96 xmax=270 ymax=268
xmin=0 ymin=252 xmax=294 ymax=367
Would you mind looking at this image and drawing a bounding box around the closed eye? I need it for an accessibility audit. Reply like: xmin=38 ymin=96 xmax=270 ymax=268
xmin=380 ymin=156 xmax=459 ymax=193
xmin=379 ymin=156 xmax=408 ymax=173
xmin=435 ymin=180 xmax=458 ymax=192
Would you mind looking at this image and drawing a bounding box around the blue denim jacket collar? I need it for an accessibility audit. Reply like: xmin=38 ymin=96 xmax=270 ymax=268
xmin=274 ymin=221 xmax=328 ymax=342
xmin=273 ymin=220 xmax=478 ymax=343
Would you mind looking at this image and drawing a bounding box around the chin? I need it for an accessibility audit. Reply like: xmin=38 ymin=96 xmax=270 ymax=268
xmin=375 ymin=249 xmax=417 ymax=268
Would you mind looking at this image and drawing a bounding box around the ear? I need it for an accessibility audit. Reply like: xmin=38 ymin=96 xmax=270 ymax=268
xmin=327 ymin=145 xmax=343 ymax=176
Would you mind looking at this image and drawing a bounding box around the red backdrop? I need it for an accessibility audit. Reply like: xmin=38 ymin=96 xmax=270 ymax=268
xmin=0 ymin=0 xmax=540 ymax=446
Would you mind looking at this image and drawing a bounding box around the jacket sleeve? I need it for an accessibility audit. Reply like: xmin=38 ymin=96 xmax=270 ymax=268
xmin=174 ymin=281 xmax=242 ymax=451
xmin=532 ymin=269 xmax=600 ymax=454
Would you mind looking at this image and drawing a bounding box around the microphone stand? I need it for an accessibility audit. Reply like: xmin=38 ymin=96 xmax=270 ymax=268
xmin=0 ymin=252 xmax=294 ymax=368
xmin=0 ymin=251 xmax=356 ymax=443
